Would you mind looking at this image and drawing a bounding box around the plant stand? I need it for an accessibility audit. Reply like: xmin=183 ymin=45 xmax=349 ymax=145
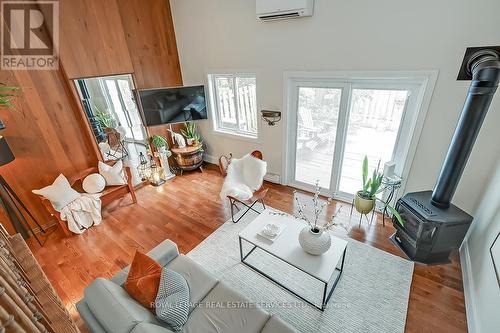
xmin=349 ymin=198 xmax=376 ymax=227
xmin=155 ymin=150 xmax=175 ymax=180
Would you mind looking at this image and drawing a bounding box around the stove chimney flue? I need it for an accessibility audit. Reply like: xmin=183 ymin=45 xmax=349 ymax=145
xmin=431 ymin=47 xmax=500 ymax=208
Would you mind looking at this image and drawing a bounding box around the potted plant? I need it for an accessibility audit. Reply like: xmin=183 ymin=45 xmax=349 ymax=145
xmin=93 ymin=105 xmax=114 ymax=128
xmin=355 ymin=156 xmax=383 ymax=214
xmin=0 ymin=83 xmax=19 ymax=129
xmin=181 ymin=122 xmax=202 ymax=146
xmin=150 ymin=135 xmax=170 ymax=155
xmin=354 ymin=155 xmax=405 ymax=226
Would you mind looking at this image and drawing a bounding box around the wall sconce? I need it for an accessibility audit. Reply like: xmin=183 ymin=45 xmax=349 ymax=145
xmin=261 ymin=110 xmax=281 ymax=126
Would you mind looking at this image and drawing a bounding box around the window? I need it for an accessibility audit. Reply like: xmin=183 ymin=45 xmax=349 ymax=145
xmin=284 ymin=71 xmax=437 ymax=202
xmin=208 ymin=73 xmax=258 ymax=138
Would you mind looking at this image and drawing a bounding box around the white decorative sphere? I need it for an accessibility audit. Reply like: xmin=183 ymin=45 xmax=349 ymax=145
xmin=82 ymin=173 xmax=106 ymax=194
xmin=298 ymin=226 xmax=332 ymax=255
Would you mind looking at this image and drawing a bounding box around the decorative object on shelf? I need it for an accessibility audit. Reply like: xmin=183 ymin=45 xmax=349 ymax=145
xmin=261 ymin=110 xmax=281 ymax=126
xmin=491 ymin=231 xmax=500 ymax=287
xmin=148 ymin=157 xmax=165 ymax=186
xmin=0 ymin=136 xmax=45 ymax=245
xmin=270 ymin=181 xmax=344 ymax=255
xmin=181 ymin=122 xmax=202 ymax=146
xmin=171 ymin=143 xmax=204 ymax=175
xmin=137 ymin=152 xmax=151 ymax=181
xmin=168 ymin=129 xmax=186 ymax=148
xmin=151 ymin=135 xmax=175 ymax=180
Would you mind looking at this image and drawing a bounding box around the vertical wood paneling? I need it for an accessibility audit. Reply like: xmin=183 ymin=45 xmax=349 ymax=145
xmin=117 ymin=0 xmax=183 ymax=89
xmin=0 ymin=67 xmax=97 ymax=231
xmin=0 ymin=0 xmax=183 ymax=234
xmin=60 ymin=0 xmax=134 ymax=79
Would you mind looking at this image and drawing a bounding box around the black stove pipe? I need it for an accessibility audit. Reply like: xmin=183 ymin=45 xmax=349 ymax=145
xmin=431 ymin=49 xmax=500 ymax=208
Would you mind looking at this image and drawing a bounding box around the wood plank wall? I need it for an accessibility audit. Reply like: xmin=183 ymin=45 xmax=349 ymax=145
xmin=0 ymin=0 xmax=182 ymax=234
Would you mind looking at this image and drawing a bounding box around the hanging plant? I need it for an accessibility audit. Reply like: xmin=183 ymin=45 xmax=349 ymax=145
xmin=0 ymin=83 xmax=19 ymax=109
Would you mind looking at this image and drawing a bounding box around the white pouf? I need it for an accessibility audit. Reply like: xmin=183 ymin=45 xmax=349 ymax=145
xmin=82 ymin=173 xmax=106 ymax=194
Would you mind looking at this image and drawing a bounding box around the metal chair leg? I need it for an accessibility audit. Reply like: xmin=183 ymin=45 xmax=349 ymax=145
xmin=261 ymin=199 xmax=266 ymax=209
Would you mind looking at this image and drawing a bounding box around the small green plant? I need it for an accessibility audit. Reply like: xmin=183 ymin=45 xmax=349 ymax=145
xmin=0 ymin=83 xmax=19 ymax=109
xmin=151 ymin=135 xmax=168 ymax=148
xmin=359 ymin=155 xmax=404 ymax=226
xmin=361 ymin=156 xmax=383 ymax=199
xmin=93 ymin=105 xmax=115 ymax=128
xmin=181 ymin=122 xmax=202 ymax=144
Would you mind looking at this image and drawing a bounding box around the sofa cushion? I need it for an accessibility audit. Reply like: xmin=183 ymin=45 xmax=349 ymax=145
xmin=167 ymin=254 xmax=218 ymax=312
xmin=112 ymin=240 xmax=180 ymax=286
xmin=155 ymin=269 xmax=190 ymax=331
xmin=85 ymin=278 xmax=164 ymax=333
xmin=125 ymin=251 xmax=162 ymax=308
xmin=75 ymin=300 xmax=106 ymax=333
xmin=131 ymin=323 xmax=175 ymax=333
xmin=261 ymin=315 xmax=298 ymax=333
xmin=181 ymin=282 xmax=270 ymax=333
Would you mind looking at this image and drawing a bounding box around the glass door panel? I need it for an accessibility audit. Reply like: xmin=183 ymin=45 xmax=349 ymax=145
xmin=294 ymin=87 xmax=341 ymax=189
xmin=338 ymin=89 xmax=409 ymax=195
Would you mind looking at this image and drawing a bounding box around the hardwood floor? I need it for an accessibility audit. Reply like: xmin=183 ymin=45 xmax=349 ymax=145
xmin=27 ymin=163 xmax=467 ymax=332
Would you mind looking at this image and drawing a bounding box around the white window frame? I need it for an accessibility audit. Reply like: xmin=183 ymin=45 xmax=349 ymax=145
xmin=207 ymin=72 xmax=260 ymax=141
xmin=282 ymin=70 xmax=438 ymax=201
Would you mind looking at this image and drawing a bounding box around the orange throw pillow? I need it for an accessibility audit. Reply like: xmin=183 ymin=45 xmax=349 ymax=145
xmin=124 ymin=251 xmax=162 ymax=308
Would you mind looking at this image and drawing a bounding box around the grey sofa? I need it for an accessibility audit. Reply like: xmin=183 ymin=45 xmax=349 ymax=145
xmin=77 ymin=239 xmax=298 ymax=333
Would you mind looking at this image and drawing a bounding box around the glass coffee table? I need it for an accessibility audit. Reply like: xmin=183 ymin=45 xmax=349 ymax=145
xmin=238 ymin=209 xmax=348 ymax=311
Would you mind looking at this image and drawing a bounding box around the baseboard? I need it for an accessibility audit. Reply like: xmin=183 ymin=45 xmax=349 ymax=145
xmin=203 ymin=154 xmax=218 ymax=165
xmin=459 ymin=239 xmax=479 ymax=333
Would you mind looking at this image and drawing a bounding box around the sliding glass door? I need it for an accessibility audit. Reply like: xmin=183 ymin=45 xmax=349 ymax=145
xmin=286 ymin=76 xmax=421 ymax=201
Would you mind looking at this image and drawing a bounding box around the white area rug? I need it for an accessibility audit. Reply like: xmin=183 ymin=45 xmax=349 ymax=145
xmin=187 ymin=208 xmax=414 ymax=333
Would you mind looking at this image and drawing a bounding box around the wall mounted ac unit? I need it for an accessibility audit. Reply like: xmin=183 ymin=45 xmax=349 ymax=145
xmin=257 ymin=0 xmax=314 ymax=21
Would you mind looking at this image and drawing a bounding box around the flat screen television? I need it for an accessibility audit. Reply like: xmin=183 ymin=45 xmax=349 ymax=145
xmin=136 ymin=85 xmax=207 ymax=126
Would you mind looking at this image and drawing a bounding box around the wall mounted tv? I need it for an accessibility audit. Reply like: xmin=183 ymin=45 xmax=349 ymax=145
xmin=136 ymin=85 xmax=207 ymax=126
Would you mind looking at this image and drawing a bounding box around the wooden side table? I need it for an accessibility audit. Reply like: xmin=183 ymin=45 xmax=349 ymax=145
xmin=171 ymin=144 xmax=203 ymax=174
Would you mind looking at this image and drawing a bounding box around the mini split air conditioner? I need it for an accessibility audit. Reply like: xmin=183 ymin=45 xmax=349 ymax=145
xmin=257 ymin=0 xmax=314 ymax=21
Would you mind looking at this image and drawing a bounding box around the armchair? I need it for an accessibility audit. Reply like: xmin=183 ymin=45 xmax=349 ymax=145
xmin=219 ymin=150 xmax=268 ymax=223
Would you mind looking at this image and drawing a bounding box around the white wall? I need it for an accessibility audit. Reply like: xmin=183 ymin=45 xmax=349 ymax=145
xmin=170 ymin=0 xmax=500 ymax=213
xmin=460 ymin=157 xmax=500 ymax=332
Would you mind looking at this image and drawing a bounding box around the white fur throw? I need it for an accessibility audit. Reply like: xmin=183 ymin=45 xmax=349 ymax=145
xmin=220 ymin=154 xmax=267 ymax=201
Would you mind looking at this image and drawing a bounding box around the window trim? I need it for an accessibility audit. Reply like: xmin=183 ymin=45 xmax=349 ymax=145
xmin=282 ymin=70 xmax=438 ymax=199
xmin=207 ymin=71 xmax=260 ymax=141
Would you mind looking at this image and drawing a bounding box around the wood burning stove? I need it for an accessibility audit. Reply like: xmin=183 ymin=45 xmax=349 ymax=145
xmin=391 ymin=46 xmax=500 ymax=264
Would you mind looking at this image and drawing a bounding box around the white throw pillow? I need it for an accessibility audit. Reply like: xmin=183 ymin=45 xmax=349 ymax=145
xmin=32 ymin=174 xmax=81 ymax=212
xmin=98 ymin=160 xmax=126 ymax=186
xmin=82 ymin=173 xmax=106 ymax=194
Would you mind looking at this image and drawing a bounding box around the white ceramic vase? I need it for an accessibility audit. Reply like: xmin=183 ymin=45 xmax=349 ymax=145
xmin=298 ymin=226 xmax=331 ymax=256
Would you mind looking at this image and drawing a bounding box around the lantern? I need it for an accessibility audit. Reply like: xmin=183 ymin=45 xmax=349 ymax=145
xmin=149 ymin=159 xmax=165 ymax=186
xmin=137 ymin=152 xmax=151 ymax=181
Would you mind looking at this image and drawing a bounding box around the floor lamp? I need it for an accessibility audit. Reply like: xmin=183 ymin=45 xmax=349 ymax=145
xmin=0 ymin=136 xmax=44 ymax=245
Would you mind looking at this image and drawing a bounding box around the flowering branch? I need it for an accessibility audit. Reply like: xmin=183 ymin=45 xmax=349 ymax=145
xmin=270 ymin=180 xmax=346 ymax=233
